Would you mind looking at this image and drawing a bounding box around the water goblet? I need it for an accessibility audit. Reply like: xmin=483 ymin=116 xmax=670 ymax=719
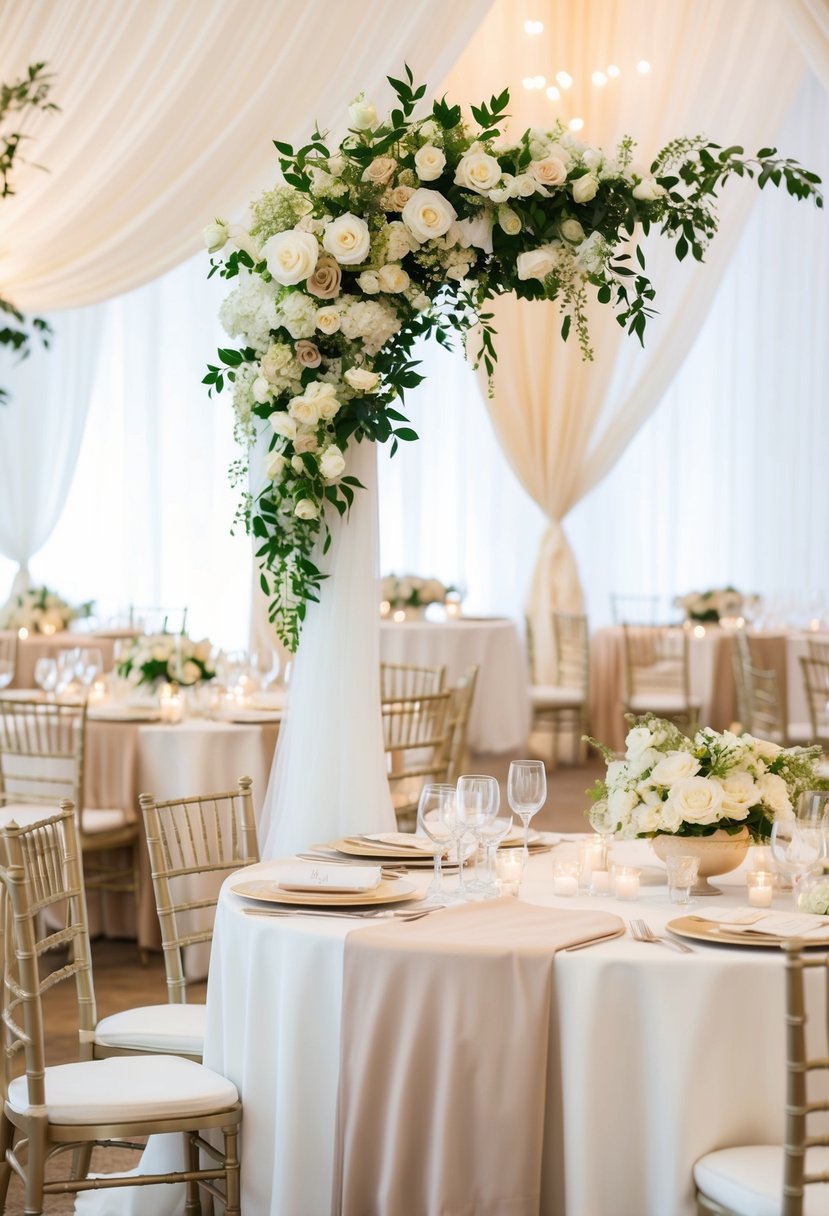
xmin=416 ymin=784 xmax=455 ymax=902
xmin=478 ymin=808 xmax=515 ymax=894
xmin=451 ymin=775 xmax=499 ymax=901
xmin=250 ymin=647 xmax=279 ymax=691
xmin=33 ymin=657 xmax=58 ymax=698
xmin=56 ymin=647 xmax=82 ymax=696
xmin=78 ymin=647 xmax=104 ymax=689
xmin=507 ymin=760 xmax=547 ymax=870
xmin=770 ymin=817 xmax=825 ymax=907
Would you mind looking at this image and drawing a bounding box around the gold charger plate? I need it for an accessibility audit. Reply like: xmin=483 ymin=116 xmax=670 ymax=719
xmin=332 ymin=837 xmax=441 ymax=863
xmin=667 ymin=915 xmax=829 ymax=949
xmin=231 ymin=876 xmax=416 ymax=907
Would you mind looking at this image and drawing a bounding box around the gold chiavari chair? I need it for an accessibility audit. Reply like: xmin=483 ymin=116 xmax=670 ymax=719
xmin=443 ymin=665 xmax=479 ymax=783
xmin=731 ymin=630 xmax=752 ymax=733
xmin=140 ymin=778 xmax=259 ymax=1011
xmin=743 ymin=662 xmax=812 ymax=746
xmin=381 ymin=691 xmax=453 ymax=829
xmin=806 ymin=637 xmax=829 ymax=661
xmin=379 ymin=662 xmax=446 ymax=698
xmin=799 ymin=656 xmax=829 ymax=748
xmin=621 ymin=626 xmax=699 ymax=731
xmin=694 ymin=943 xmax=829 ymax=1215
xmin=527 ymin=613 xmax=589 ymax=765
xmin=0 ymin=805 xmax=241 ymax=1216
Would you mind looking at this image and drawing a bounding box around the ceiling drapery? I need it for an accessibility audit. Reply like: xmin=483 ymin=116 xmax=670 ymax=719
xmin=0 ymin=0 xmax=490 ymax=313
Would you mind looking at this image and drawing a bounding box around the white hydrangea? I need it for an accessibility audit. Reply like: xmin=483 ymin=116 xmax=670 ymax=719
xmin=384 ymin=221 xmax=418 ymax=262
xmin=219 ymin=271 xmax=279 ymax=353
xmin=339 ymin=298 xmax=402 ymax=355
xmin=276 ymin=291 xmax=318 ymax=340
xmin=575 ymin=231 xmax=609 ymax=277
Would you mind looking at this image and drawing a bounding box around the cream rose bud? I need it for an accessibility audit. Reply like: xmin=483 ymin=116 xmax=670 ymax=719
xmin=348 ymin=94 xmax=377 ymax=131
xmin=516 ymin=245 xmax=558 ymax=281
xmin=315 ymin=306 xmax=341 ymax=335
xmin=295 ymin=340 xmax=321 ymax=368
xmin=252 ymin=376 xmax=271 ymax=404
xmin=262 ymin=229 xmax=319 ymax=286
xmin=357 ymin=270 xmax=380 ymax=295
xmin=203 ymin=219 xmax=229 ymax=253
xmin=497 ymin=206 xmax=522 ymax=236
xmin=529 ymin=156 xmax=568 ymax=187
xmin=319 ymin=445 xmax=346 ymax=479
xmin=560 ymin=218 xmax=585 ymax=243
xmin=228 ymin=225 xmax=261 ymax=264
xmin=294 ymin=498 xmax=320 ymax=520
xmin=582 ymin=148 xmax=603 ymax=172
xmin=401 ymin=188 xmax=457 ymax=243
xmin=414 ymin=144 xmax=446 ymax=182
xmin=456 ymin=213 xmax=494 ymax=254
xmin=454 ymin=148 xmax=502 ymax=195
xmin=378 ymin=263 xmax=410 ymax=293
xmin=265 ymin=451 xmax=286 ymax=480
xmin=344 ymin=367 xmax=380 ymax=393
xmin=270 ymin=413 xmax=298 ymax=440
xmin=306 ymin=255 xmax=342 ymax=300
xmin=632 ymin=176 xmax=665 ymax=201
xmin=361 ymin=157 xmax=396 ymax=186
xmin=323 ymin=213 xmax=371 ymax=265
xmin=572 ymin=173 xmax=599 ymax=204
xmin=385 ymin=185 xmax=415 ymax=211
xmin=291 ymin=454 xmax=306 ymax=472
xmin=511 ymin=173 xmax=539 ymax=198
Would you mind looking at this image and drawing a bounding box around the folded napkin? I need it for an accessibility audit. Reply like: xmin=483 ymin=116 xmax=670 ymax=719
xmin=276 ymin=863 xmax=381 ymax=893
xmin=363 ymin=832 xmax=437 ymax=853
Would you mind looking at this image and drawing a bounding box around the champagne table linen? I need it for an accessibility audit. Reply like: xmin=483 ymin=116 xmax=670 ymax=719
xmin=76 ymin=842 xmax=819 ymax=1216
xmin=379 ymin=616 xmax=531 ymax=753
xmin=2 ymin=630 xmax=118 ymax=690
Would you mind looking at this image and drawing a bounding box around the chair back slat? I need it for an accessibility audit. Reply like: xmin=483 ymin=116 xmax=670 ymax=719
xmin=799 ymin=656 xmax=829 ymax=745
xmin=745 ymin=661 xmax=786 ymax=741
xmin=0 ymin=700 xmax=85 ymax=812
xmin=381 ymin=691 xmax=453 ymax=826
xmin=443 ymin=666 xmax=479 ymax=783
xmin=552 ymin=612 xmax=589 ymax=691
xmin=380 ymin=663 xmax=446 ymax=698
xmin=623 ymin=626 xmax=691 ymax=695
xmin=781 ymin=946 xmax=829 ymax=1214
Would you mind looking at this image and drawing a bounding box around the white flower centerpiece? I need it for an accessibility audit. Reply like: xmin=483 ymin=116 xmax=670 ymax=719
xmin=674 ymin=587 xmax=759 ymax=624
xmin=116 ymin=633 xmax=215 ymax=689
xmin=382 ymin=574 xmax=448 ymax=618
xmin=0 ymin=586 xmax=94 ymax=636
xmin=588 ymin=716 xmax=827 ymax=892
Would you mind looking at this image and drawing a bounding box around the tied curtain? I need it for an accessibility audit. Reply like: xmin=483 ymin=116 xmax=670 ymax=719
xmin=441 ymin=0 xmax=806 ymax=679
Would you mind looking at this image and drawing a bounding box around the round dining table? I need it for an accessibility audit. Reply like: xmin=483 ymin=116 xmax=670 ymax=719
xmin=78 ymin=838 xmax=825 ymax=1216
xmin=1 ymin=629 xmax=123 ymax=690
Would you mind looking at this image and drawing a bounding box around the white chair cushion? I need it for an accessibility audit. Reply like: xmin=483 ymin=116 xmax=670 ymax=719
xmin=694 ymin=1145 xmax=829 ymax=1216
xmin=81 ymin=806 xmax=130 ymax=833
xmin=529 ymin=685 xmax=584 ymax=708
xmin=628 ymin=693 xmax=700 ymax=713
xmin=7 ymin=1054 xmax=237 ymax=1125
xmin=95 ymin=1003 xmax=205 ymax=1056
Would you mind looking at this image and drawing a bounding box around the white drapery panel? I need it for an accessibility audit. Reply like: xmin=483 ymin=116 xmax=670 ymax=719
xmin=440 ymin=0 xmax=806 ymax=677
xmin=0 ymin=0 xmax=489 ymax=312
xmin=780 ymin=0 xmax=829 ymax=86
xmin=0 ymin=311 xmax=102 ymax=595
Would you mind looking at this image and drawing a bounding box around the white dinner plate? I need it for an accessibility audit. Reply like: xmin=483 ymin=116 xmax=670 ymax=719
xmin=231 ymin=876 xmax=416 ymax=907
xmin=667 ymin=915 xmax=829 ymax=949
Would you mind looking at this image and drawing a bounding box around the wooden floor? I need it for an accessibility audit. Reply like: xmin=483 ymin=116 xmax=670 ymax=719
xmin=2 ymin=750 xmax=601 ymax=1213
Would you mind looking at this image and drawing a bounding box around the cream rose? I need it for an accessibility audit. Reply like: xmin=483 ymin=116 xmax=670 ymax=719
xmin=529 ymin=156 xmax=567 ymax=187
xmin=295 ymin=340 xmax=321 ymax=368
xmin=265 ymin=451 xmax=285 ymax=480
xmin=262 ymin=229 xmax=319 ymax=286
xmin=294 ymin=498 xmax=320 ymax=520
xmin=378 ymin=263 xmax=410 ymax=293
xmin=560 ymin=218 xmax=586 ymax=243
xmin=454 ymin=148 xmax=502 ymax=195
xmin=625 ymin=725 xmax=658 ymax=758
xmin=667 ymin=777 xmax=724 ymax=826
xmin=401 ymin=189 xmax=457 ymax=243
xmin=414 ymin=144 xmax=446 ymax=182
xmin=269 ymin=413 xmax=298 ymax=440
xmin=516 ymin=245 xmax=558 ymax=281
xmin=289 ymin=395 xmax=321 ymax=427
xmin=319 ymin=445 xmax=346 ymax=479
xmin=713 ymin=771 xmax=760 ymax=820
xmin=322 ymin=213 xmax=371 ymax=265
xmin=290 ymin=381 xmax=339 ymax=426
xmin=757 ymin=772 xmax=793 ymax=818
xmin=456 ymin=213 xmax=494 ymax=254
xmin=572 ymin=173 xmax=599 ymax=204
xmin=293 ymin=432 xmax=318 ymax=454
xmin=357 ymin=270 xmax=380 ymax=294
xmin=315 ymin=307 xmax=341 ymax=335
xmin=362 ymin=157 xmax=396 ymax=186
xmin=384 ymin=185 xmax=415 ymax=211
xmin=306 ymin=255 xmax=342 ymax=300
xmin=252 ymin=376 xmax=271 ymax=404
xmin=291 ymin=454 xmax=305 ymax=473
xmin=649 ymin=752 xmax=701 ymax=787
xmin=203 ymin=219 xmax=229 ymax=254
xmin=511 ymin=174 xmax=539 ymax=198
xmin=344 ymin=367 xmax=380 ymax=393
xmin=348 ymin=94 xmax=377 ymax=130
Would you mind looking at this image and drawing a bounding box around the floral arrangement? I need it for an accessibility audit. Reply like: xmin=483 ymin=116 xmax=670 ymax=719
xmin=674 ymin=587 xmax=759 ymax=623
xmin=0 ymin=585 xmax=93 ymax=635
xmin=382 ymin=574 xmax=448 ymax=609
xmin=205 ymin=67 xmax=821 ymax=649
xmin=587 ymin=715 xmax=826 ymax=842
xmin=116 ymin=633 xmax=215 ymax=688
xmin=797 ymin=877 xmax=829 ymax=916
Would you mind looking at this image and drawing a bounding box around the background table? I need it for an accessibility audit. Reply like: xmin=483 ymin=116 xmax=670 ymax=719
xmin=2 ymin=629 xmax=122 ymax=690
xmin=379 ymin=616 xmax=530 ymax=753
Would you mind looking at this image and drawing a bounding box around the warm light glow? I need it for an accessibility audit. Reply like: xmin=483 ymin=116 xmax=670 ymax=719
xmin=591 ymin=70 xmax=608 ymax=87
xmin=693 ymin=624 xmax=706 ymax=638
xmin=41 ymin=622 xmax=56 ymax=636
xmin=545 ymin=85 xmax=560 ymax=101
xmin=555 ymin=70 xmax=573 ymax=90
xmin=523 ymin=19 xmax=544 ymax=36
xmin=393 ymin=609 xmax=406 ymax=623
xmin=523 ymin=74 xmax=546 ymax=91
xmin=607 ymin=63 xmax=621 ymax=78
xmin=533 ymin=74 xmax=545 ymax=88
xmin=568 ymin=117 xmax=584 ymax=132
xmin=636 ymin=59 xmax=651 ymax=74
xmin=17 ymin=627 xmax=28 ymax=640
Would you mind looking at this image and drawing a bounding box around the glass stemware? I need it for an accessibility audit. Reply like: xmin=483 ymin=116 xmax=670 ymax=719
xmin=33 ymin=657 xmax=58 ymax=698
xmin=507 ymin=760 xmax=547 ymax=870
xmin=416 ymin=783 xmax=455 ymax=901
xmin=78 ymin=647 xmax=104 ymax=688
xmin=453 ymin=774 xmax=499 ymax=900
xmin=250 ymin=647 xmax=279 ymax=691
xmin=478 ymin=807 xmax=515 ymax=895
xmin=770 ymin=817 xmax=825 ymax=906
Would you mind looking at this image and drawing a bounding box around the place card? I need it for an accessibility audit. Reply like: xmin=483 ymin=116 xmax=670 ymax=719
xmin=276 ymin=863 xmax=382 ymax=893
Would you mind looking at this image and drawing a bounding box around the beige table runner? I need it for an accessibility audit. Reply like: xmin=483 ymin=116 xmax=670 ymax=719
xmin=333 ymin=897 xmax=624 ymax=1216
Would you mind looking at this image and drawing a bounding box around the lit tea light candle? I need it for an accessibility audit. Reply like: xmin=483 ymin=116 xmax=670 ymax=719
xmin=553 ymin=860 xmax=580 ymax=897
xmin=88 ymin=679 xmax=107 ymax=708
xmin=445 ymin=600 xmax=461 ymax=620
xmin=496 ymin=850 xmax=523 ymax=896
xmin=614 ymin=867 xmax=640 ymax=901
xmin=18 ymin=627 xmax=28 ymax=640
xmin=159 ymin=683 xmax=184 ymax=724
xmin=746 ymin=870 xmax=773 ymax=908
xmin=578 ymin=837 xmax=606 ymax=889
xmin=393 ymin=609 xmax=406 ymax=623
xmin=589 ymin=869 xmax=611 ymax=896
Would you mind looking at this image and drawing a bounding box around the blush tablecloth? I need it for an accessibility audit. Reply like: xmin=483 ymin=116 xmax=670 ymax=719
xmin=78 ymin=840 xmax=821 ymax=1216
xmin=2 ymin=630 xmax=119 ymax=690
xmin=379 ymin=616 xmax=530 ymax=753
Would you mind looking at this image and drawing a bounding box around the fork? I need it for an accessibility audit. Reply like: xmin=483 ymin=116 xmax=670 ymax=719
xmin=629 ymin=918 xmax=694 ymax=954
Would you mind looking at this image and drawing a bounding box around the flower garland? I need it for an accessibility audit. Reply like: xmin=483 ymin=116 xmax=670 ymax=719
xmin=205 ymin=69 xmax=822 ymax=650
xmin=0 ymin=585 xmax=93 ymax=635
xmin=116 ymin=633 xmax=215 ymax=688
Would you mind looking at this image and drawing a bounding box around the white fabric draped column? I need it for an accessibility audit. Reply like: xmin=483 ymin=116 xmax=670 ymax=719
xmin=779 ymin=0 xmax=829 ymax=85
xmin=441 ymin=0 xmax=806 ymax=677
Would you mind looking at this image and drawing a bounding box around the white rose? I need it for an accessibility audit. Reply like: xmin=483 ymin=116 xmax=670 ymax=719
xmin=510 ymin=173 xmax=539 ymax=198
xmin=290 ymin=381 xmax=339 ymax=427
xmin=487 ymin=173 xmax=516 ymax=204
xmin=290 ymin=455 xmax=305 ymax=473
xmin=414 ymin=144 xmax=446 ymax=182
xmin=270 ymin=413 xmax=297 ymax=440
xmin=607 ymin=786 xmax=638 ymax=832
xmin=516 ymin=246 xmax=558 ymax=281
xmin=632 ymin=802 xmax=665 ymax=834
xmin=625 ymin=725 xmax=656 ymax=758
xmin=348 ymin=94 xmax=377 ymax=130
xmin=401 ymin=188 xmax=457 ymax=243
xmin=454 ymin=148 xmax=502 ymax=195
xmin=322 ymin=213 xmax=371 ymax=265
xmin=582 ymin=148 xmax=603 ymax=172
xmin=319 ymin=445 xmax=346 ymax=479
xmin=294 ymin=498 xmax=320 ymax=520
xmin=315 ymin=307 xmax=341 ymax=335
xmin=179 ymin=660 xmax=202 ymax=686
xmin=344 ymin=367 xmax=380 ymax=393
xmin=667 ymin=777 xmax=724 ymax=826
xmin=263 ymin=230 xmax=319 ymax=285
xmin=529 ymin=156 xmax=567 ymax=187
xmin=560 ymin=218 xmax=585 ymax=243
xmin=649 ymin=752 xmax=701 ymax=787
xmin=632 ymin=176 xmax=665 ymax=201
xmin=713 ymin=771 xmax=760 ymax=820
xmin=378 ymin=263 xmax=410 ymax=293
xmin=293 ymin=431 xmax=318 ymax=454
xmin=266 ymin=451 xmax=285 ymax=479
xmin=361 ymin=157 xmax=396 ymax=185
xmin=203 ymin=219 xmax=229 ymax=253
xmin=757 ymin=772 xmax=793 ymax=819
xmin=289 ymin=394 xmax=321 ymax=427
xmin=572 ymin=173 xmax=599 ymax=203
xmin=252 ymin=376 xmax=271 ymax=404
xmin=456 ymin=213 xmax=494 ymax=254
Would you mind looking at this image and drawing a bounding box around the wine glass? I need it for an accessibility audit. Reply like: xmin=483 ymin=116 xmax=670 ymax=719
xmin=416 ymin=784 xmax=455 ymax=901
xmin=478 ymin=805 xmax=515 ymax=895
xmin=0 ymin=638 xmax=15 ymax=691
xmin=33 ymin=657 xmax=58 ymax=698
xmin=250 ymin=647 xmax=279 ymax=692
xmin=78 ymin=647 xmax=104 ymax=688
xmin=452 ymin=775 xmax=499 ymax=900
xmin=770 ymin=817 xmax=825 ymax=906
xmin=507 ymin=760 xmax=547 ymax=870
xmin=56 ymin=647 xmax=81 ymax=696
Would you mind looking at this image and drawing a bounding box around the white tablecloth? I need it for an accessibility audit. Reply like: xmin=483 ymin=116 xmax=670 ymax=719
xmin=82 ymin=840 xmax=820 ymax=1216
xmin=379 ymin=617 xmax=530 ymax=753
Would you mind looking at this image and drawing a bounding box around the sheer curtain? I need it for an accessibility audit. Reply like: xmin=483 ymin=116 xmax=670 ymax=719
xmin=780 ymin=0 xmax=829 ymax=85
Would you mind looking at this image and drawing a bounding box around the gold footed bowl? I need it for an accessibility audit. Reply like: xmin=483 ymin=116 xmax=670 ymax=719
xmin=651 ymin=827 xmax=751 ymax=896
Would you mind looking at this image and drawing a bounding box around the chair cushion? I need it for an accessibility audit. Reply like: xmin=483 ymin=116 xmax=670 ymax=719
xmin=788 ymin=722 xmax=815 ymax=746
xmin=529 ymin=685 xmax=584 ymax=708
xmin=694 ymin=1145 xmax=829 ymax=1216
xmin=628 ymin=693 xmax=700 ymax=713
xmin=95 ymin=1003 xmax=205 ymax=1056
xmin=7 ymin=1053 xmax=237 ymax=1125
xmin=81 ymin=806 xmax=130 ymax=833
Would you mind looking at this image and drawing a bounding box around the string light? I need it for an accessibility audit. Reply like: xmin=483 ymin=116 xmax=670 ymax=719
xmin=523 ymin=19 xmax=544 ymax=36
xmin=569 ymin=117 xmax=584 ymax=132
xmin=555 ymin=70 xmax=573 ymax=90
xmin=545 ymin=85 xmax=560 ymax=101
xmin=522 ymin=75 xmax=547 ymax=91
xmin=636 ymin=59 xmax=651 ymax=74
xmin=591 ymin=70 xmax=608 ymax=87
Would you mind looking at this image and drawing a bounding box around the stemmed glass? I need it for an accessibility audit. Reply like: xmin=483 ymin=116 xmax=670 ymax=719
xmin=770 ymin=816 xmax=825 ymax=907
xmin=451 ymin=775 xmax=499 ymax=901
xmin=56 ymin=647 xmax=82 ymax=696
xmin=416 ymin=784 xmax=455 ymax=902
xmin=478 ymin=805 xmax=515 ymax=895
xmin=77 ymin=647 xmax=104 ymax=689
xmin=250 ymin=648 xmax=279 ymax=692
xmin=34 ymin=657 xmax=58 ymax=699
xmin=507 ymin=760 xmax=547 ymax=870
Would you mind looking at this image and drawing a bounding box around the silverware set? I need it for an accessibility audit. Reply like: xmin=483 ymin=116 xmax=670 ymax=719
xmin=243 ymin=905 xmax=440 ymax=922
xmin=629 ymin=918 xmax=694 ymax=953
